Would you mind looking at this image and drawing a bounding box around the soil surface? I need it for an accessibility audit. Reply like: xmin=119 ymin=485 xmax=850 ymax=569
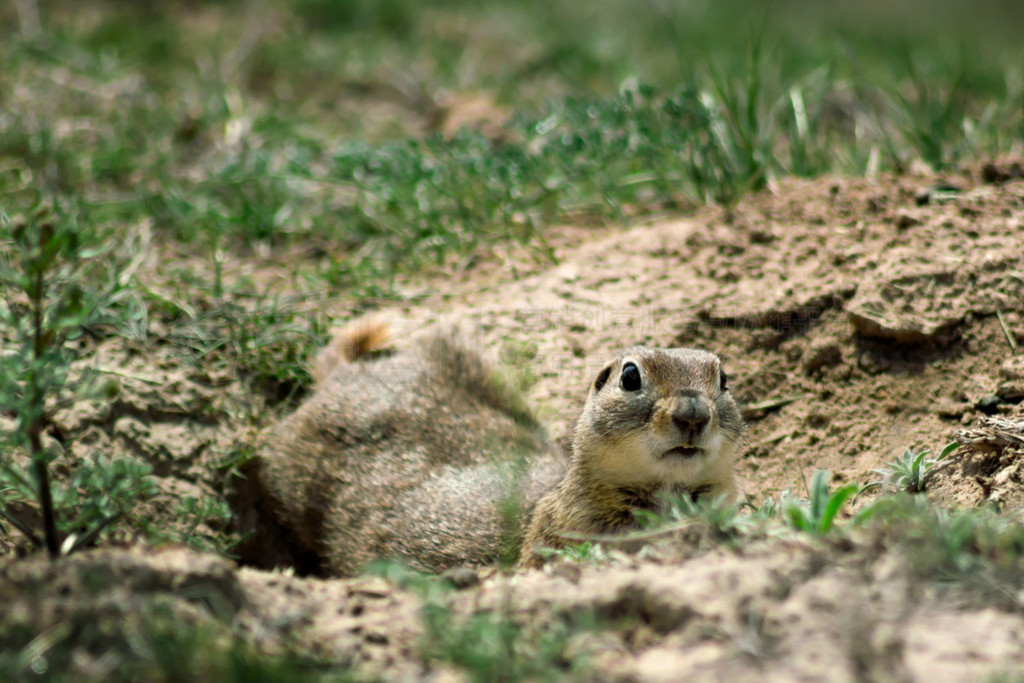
xmin=3 ymin=162 xmax=1024 ymax=679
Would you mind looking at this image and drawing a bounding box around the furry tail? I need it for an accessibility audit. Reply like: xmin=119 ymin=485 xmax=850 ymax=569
xmin=312 ymin=316 xmax=394 ymax=385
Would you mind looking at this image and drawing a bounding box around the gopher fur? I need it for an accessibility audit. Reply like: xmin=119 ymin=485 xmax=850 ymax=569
xmin=246 ymin=320 xmax=564 ymax=576
xmin=245 ymin=321 xmax=745 ymax=576
xmin=311 ymin=315 xmax=394 ymax=385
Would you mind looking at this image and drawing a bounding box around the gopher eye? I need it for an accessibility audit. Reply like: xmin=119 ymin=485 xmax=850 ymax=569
xmin=620 ymin=362 xmax=642 ymax=391
xmin=719 ymin=369 xmax=728 ymax=391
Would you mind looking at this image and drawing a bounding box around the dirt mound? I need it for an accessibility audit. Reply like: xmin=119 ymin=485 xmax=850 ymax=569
xmin=3 ymin=537 xmax=1021 ymax=680
xmin=848 ymin=255 xmax=1023 ymax=345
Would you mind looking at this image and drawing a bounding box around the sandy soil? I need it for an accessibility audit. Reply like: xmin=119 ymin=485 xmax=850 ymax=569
xmin=2 ymin=161 xmax=1023 ymax=679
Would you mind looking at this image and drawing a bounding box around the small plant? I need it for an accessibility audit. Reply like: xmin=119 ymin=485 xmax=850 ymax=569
xmin=642 ymin=492 xmax=754 ymax=542
xmin=57 ymin=454 xmax=158 ymax=553
xmin=887 ymin=55 xmax=968 ymax=170
xmin=781 ymin=65 xmax=836 ymax=178
xmin=699 ymin=35 xmax=774 ymax=203
xmin=752 ymin=495 xmax=781 ymax=519
xmin=167 ymin=294 xmax=328 ymax=405
xmin=855 ymin=493 xmax=1024 ymax=608
xmin=534 ymin=540 xmax=607 ymax=565
xmin=782 ymin=470 xmax=859 ymax=535
xmin=174 ymin=495 xmax=235 ymax=552
xmin=873 ymin=442 xmax=957 ymax=493
xmin=0 ymin=204 xmax=150 ymax=556
xmin=420 ymin=593 xmax=585 ymax=683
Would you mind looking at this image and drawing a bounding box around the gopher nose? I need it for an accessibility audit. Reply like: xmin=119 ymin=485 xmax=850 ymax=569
xmin=672 ymin=395 xmax=710 ymax=440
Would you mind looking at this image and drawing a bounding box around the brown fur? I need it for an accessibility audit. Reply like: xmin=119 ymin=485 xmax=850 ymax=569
xmin=247 ymin=324 xmax=745 ymax=576
xmin=312 ymin=316 xmax=394 ymax=385
xmin=247 ymin=321 xmax=564 ymax=576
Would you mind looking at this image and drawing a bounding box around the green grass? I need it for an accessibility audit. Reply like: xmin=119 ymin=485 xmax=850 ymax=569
xmin=0 ymin=205 xmax=260 ymax=557
xmin=363 ymin=559 xmax=592 ymax=681
xmin=859 ymin=495 xmax=1024 ymax=609
xmin=0 ymin=598 xmax=349 ymax=682
xmin=521 ymin=462 xmax=1024 ymax=607
xmin=3 ymin=0 xmax=1022 ymax=301
xmin=783 ymin=470 xmax=860 ymax=535
xmin=620 ymin=470 xmax=1024 ymax=608
xmin=164 ymin=292 xmax=329 ymax=403
xmin=420 ymin=602 xmax=587 ymax=683
xmin=534 ymin=540 xmax=609 ymax=565
xmin=418 ymin=575 xmax=591 ymax=682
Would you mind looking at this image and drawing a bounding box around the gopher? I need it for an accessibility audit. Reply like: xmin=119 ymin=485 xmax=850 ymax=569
xmin=243 ymin=320 xmax=745 ymax=576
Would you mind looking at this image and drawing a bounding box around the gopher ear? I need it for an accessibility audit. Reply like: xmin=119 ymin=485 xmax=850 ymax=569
xmin=593 ymin=364 xmax=613 ymax=392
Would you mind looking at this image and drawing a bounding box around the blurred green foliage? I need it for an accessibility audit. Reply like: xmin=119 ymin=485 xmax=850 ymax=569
xmin=2 ymin=0 xmax=1021 ymax=294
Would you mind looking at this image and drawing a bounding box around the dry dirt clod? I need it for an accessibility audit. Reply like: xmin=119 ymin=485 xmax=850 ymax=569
xmin=929 ymin=414 xmax=1024 ymax=508
xmin=1000 ymin=357 xmax=1024 ymax=380
xmin=893 ymin=212 xmax=922 ymax=230
xmin=975 ymin=395 xmax=1003 ymax=416
xmin=802 ymin=336 xmax=843 ymax=374
xmin=441 ymin=566 xmax=481 ymax=590
xmin=998 ymin=381 xmax=1024 ymax=404
xmin=936 ymin=398 xmax=969 ymax=420
xmin=915 ymin=182 xmax=962 ymax=205
xmin=980 ymin=161 xmax=1024 ymax=185
xmin=846 ymin=255 xmax=1024 ymax=346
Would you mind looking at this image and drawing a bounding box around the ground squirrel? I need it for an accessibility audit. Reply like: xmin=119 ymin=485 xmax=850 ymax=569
xmin=520 ymin=346 xmax=746 ymax=567
xmin=243 ymin=320 xmax=745 ymax=576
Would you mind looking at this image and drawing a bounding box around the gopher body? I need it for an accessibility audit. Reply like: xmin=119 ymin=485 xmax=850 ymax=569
xmin=245 ymin=322 xmax=745 ymax=576
xmin=245 ymin=323 xmax=563 ymax=576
